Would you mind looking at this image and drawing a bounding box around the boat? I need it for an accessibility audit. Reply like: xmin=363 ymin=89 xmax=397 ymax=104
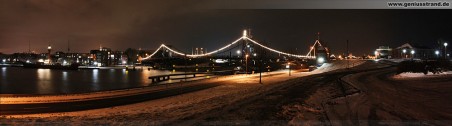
xmin=22 ymin=62 xmax=80 ymax=70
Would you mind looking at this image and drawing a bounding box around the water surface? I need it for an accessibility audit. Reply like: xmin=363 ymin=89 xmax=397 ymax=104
xmin=0 ymin=67 xmax=177 ymax=95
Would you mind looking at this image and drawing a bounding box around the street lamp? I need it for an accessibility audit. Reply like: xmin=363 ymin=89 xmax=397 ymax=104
xmin=374 ymin=51 xmax=378 ymax=58
xmin=245 ymin=54 xmax=249 ymax=75
xmin=288 ymin=62 xmax=291 ymax=76
xmin=47 ymin=45 xmax=52 ymax=64
xmin=435 ymin=50 xmax=440 ymax=58
xmin=317 ymin=57 xmax=325 ymax=64
xmin=444 ymin=42 xmax=448 ymax=59
xmin=402 ymin=49 xmax=407 ymax=58
xmin=411 ymin=50 xmax=415 ymax=59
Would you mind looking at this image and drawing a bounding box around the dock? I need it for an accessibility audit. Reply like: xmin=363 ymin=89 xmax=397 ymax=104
xmin=148 ymin=70 xmax=237 ymax=83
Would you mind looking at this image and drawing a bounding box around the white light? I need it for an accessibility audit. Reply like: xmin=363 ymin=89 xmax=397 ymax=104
xmin=122 ymin=61 xmax=127 ymax=64
xmin=445 ymin=42 xmax=448 ymax=47
xmin=215 ymin=59 xmax=227 ymax=63
xmin=286 ymin=64 xmax=290 ymax=69
xmin=26 ymin=60 xmax=30 ymax=63
xmin=435 ymin=50 xmax=440 ymax=55
xmin=247 ymin=45 xmax=250 ymax=48
xmin=253 ymin=53 xmax=257 ymax=56
xmin=317 ymin=57 xmax=325 ymax=63
xmin=63 ymin=60 xmax=67 ymax=65
xmin=402 ymin=49 xmax=406 ymax=53
xmin=243 ymin=30 xmax=247 ymax=37
xmin=2 ymin=59 xmax=5 ymax=63
xmin=411 ymin=50 xmax=415 ymax=54
xmin=94 ymin=62 xmax=98 ymax=65
xmin=374 ymin=51 xmax=378 ymax=56
xmin=48 ymin=46 xmax=51 ymax=50
xmin=236 ymin=50 xmax=241 ymax=54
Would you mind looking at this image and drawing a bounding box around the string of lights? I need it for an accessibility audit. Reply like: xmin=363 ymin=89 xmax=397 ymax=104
xmin=243 ymin=37 xmax=307 ymax=58
xmin=306 ymin=40 xmax=322 ymax=57
xmin=143 ymin=30 xmax=316 ymax=60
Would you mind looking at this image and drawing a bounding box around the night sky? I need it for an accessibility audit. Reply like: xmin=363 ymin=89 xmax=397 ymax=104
xmin=1 ymin=0 xmax=451 ymax=56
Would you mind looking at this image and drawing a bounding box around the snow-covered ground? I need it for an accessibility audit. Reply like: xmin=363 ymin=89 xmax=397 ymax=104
xmin=393 ymin=71 xmax=452 ymax=79
xmin=313 ymin=60 xmax=366 ymax=74
xmin=333 ymin=66 xmax=452 ymax=126
xmin=1 ymin=60 xmax=367 ymax=125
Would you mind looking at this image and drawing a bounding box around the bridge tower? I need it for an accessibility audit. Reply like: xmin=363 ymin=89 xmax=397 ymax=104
xmin=313 ymin=32 xmax=330 ymax=64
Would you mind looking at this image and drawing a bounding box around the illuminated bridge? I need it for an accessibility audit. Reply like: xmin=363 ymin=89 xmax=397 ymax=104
xmin=142 ymin=30 xmax=329 ymax=61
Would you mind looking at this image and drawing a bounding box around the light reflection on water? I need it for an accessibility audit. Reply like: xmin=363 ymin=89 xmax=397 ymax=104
xmin=37 ymin=69 xmax=52 ymax=94
xmin=92 ymin=69 xmax=99 ymax=90
xmin=0 ymin=67 xmax=176 ymax=95
xmin=1 ymin=67 xmax=6 ymax=86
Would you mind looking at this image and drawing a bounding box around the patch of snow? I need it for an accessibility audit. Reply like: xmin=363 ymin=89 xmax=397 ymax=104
xmin=313 ymin=60 xmax=366 ymax=73
xmin=393 ymin=71 xmax=452 ymax=78
xmin=385 ymin=59 xmax=409 ymax=63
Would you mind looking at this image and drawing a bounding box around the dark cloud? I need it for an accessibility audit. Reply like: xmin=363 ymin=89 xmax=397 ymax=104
xmin=1 ymin=0 xmax=451 ymax=56
xmin=0 ymin=0 xmax=207 ymax=53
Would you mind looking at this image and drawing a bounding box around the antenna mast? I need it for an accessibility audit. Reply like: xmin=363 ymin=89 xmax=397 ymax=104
xmin=28 ymin=40 xmax=31 ymax=53
xmin=67 ymin=40 xmax=70 ymax=53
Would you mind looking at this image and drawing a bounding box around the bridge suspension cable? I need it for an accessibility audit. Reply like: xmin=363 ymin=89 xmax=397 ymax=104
xmin=143 ymin=30 xmax=316 ymax=60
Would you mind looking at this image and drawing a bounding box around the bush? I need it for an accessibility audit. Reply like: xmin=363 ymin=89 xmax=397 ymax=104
xmin=396 ymin=60 xmax=452 ymax=75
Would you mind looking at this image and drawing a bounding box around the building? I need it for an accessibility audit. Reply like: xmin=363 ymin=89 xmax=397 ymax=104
xmin=393 ymin=43 xmax=436 ymax=59
xmin=375 ymin=46 xmax=392 ymax=59
xmin=90 ymin=47 xmax=112 ymax=66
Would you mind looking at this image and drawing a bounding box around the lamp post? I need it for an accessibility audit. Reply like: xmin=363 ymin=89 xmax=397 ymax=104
xmin=47 ymin=45 xmax=52 ymax=64
xmin=184 ymin=54 xmax=187 ymax=81
xmin=435 ymin=50 xmax=440 ymax=58
xmin=411 ymin=50 xmax=415 ymax=59
xmin=445 ymin=42 xmax=448 ymax=59
xmin=402 ymin=49 xmax=407 ymax=58
xmin=374 ymin=51 xmax=378 ymax=59
xmin=288 ymin=62 xmax=291 ymax=76
xmin=245 ymin=54 xmax=249 ymax=75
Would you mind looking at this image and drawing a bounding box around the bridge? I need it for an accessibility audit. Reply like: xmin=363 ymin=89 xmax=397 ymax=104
xmin=142 ymin=30 xmax=329 ymax=60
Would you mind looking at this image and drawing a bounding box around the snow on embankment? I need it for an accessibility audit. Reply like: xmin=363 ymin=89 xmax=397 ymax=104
xmin=393 ymin=71 xmax=452 ymax=79
xmin=312 ymin=60 xmax=366 ymax=73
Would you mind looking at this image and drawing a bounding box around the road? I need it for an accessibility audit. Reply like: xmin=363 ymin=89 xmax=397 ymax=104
xmin=178 ymin=61 xmax=452 ymax=126
xmin=335 ymin=66 xmax=452 ymax=126
xmin=172 ymin=61 xmax=389 ymax=126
